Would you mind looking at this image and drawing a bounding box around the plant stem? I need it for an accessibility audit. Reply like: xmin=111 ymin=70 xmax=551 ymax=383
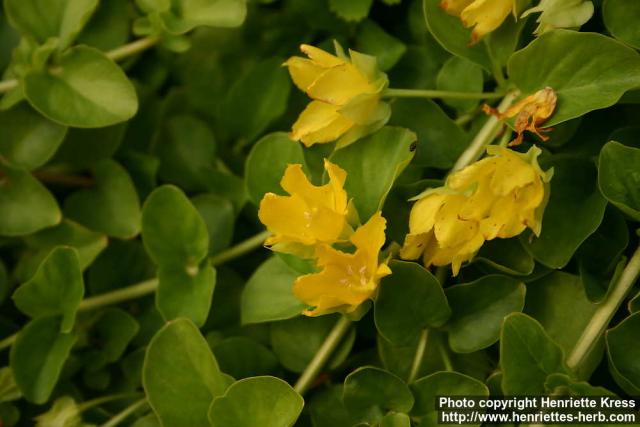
xmin=0 ymin=36 xmax=160 ymax=94
xmin=383 ymin=88 xmax=505 ymax=100
xmin=210 ymin=230 xmax=271 ymax=266
xmin=450 ymin=91 xmax=519 ymax=173
xmin=294 ymin=316 xmax=353 ymax=395
xmin=566 ymin=244 xmax=640 ymax=371
xmin=439 ymin=342 xmax=454 ymax=372
xmin=106 ymin=36 xmax=160 ymax=62
xmin=78 ymin=393 xmax=142 ymax=413
xmin=408 ymin=329 xmax=429 ymax=384
xmin=100 ymin=398 xmax=148 ymax=427
xmin=0 ymin=230 xmax=270 ymax=353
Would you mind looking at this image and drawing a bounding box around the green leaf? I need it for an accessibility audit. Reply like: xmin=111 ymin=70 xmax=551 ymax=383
xmin=33 ymin=396 xmax=82 ymax=427
xmin=521 ymin=157 xmax=607 ymax=269
xmin=64 ymin=159 xmax=141 ymax=239
xmin=374 ymin=261 xmax=450 ymax=346
xmin=77 ymin=0 xmax=130 ymax=51
xmin=436 ymin=57 xmax=483 ymax=113
xmin=12 ymin=247 xmax=84 ymax=333
xmin=577 ymin=208 xmax=629 ymax=302
xmin=343 ymin=367 xmax=414 ymax=424
xmin=5 ymin=0 xmax=99 ymax=49
xmin=143 ymin=318 xmax=228 ymax=427
xmin=10 ymin=316 xmax=76 ymax=404
xmin=212 ymin=337 xmax=279 ymax=379
xmin=270 ymin=315 xmax=356 ymax=373
xmin=208 ymin=376 xmax=303 ymax=427
xmin=329 ymin=0 xmax=373 ymax=22
xmin=545 ymin=373 xmax=616 ymax=397
xmin=245 ymin=132 xmax=307 ymax=206
xmin=422 ymin=0 xmax=491 ymax=71
xmin=388 ymin=99 xmax=468 ymax=169
xmin=241 ymin=256 xmax=306 ymax=324
xmin=0 ymin=163 xmax=61 ymax=236
xmin=142 ymin=185 xmax=209 ymax=268
xmin=219 ymin=58 xmax=291 ymax=142
xmin=603 ymin=0 xmax=640 ymax=49
xmin=606 ymin=312 xmax=640 ymax=395
xmin=156 ymin=115 xmax=217 ymax=191
xmin=412 ymin=371 xmax=488 ymax=426
xmin=524 ymin=272 xmax=600 ymax=379
xmin=381 ymin=412 xmax=411 ymax=427
xmin=0 ymin=103 xmax=67 ymax=170
xmin=356 ymin=20 xmax=406 ymax=71
xmin=24 ymin=46 xmax=138 ymax=127
xmin=500 ymin=313 xmax=569 ymax=395
xmin=52 ymin=123 xmax=126 ymax=168
xmin=192 ymin=194 xmax=234 ymax=256
xmin=474 ymin=238 xmax=535 ymax=276
xmin=156 ymin=0 xmax=247 ymax=34
xmin=85 ymin=308 xmax=139 ymax=370
xmin=508 ymin=30 xmax=640 ymax=126
xmin=0 ymin=367 xmax=21 ymax=403
xmin=445 ymin=275 xmax=525 ymax=354
xmin=598 ymin=141 xmax=640 ymax=221
xmin=332 ymin=127 xmax=416 ymax=220
xmin=157 ymin=264 xmax=216 ymax=326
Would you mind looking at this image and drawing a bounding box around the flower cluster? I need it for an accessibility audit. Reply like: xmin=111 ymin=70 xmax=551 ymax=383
xmin=401 ymin=146 xmax=552 ymax=275
xmin=284 ymin=44 xmax=390 ymax=148
xmin=259 ymin=160 xmax=390 ymax=316
xmin=441 ymin=0 xmax=515 ymax=44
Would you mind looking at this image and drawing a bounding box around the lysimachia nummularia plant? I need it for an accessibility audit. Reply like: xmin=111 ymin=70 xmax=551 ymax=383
xmin=1 ymin=0 xmax=640 ymax=426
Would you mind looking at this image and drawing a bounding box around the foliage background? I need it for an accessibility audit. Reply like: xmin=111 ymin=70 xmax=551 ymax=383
xmin=1 ymin=0 xmax=640 ymax=426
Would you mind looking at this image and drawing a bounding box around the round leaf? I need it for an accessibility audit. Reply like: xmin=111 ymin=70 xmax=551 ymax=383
xmin=12 ymin=247 xmax=84 ymax=333
xmin=10 ymin=316 xmax=76 ymax=404
xmin=141 ymin=185 xmax=209 ymax=268
xmin=603 ymin=0 xmax=640 ymax=49
xmin=445 ymin=275 xmax=525 ymax=354
xmin=606 ymin=312 xmax=640 ymax=395
xmin=212 ymin=337 xmax=279 ymax=379
xmin=143 ymin=318 xmax=228 ymax=427
xmin=343 ymin=367 xmax=414 ymax=424
xmin=0 ymin=164 xmax=61 ymax=236
xmin=245 ymin=132 xmax=307 ymax=206
xmin=375 ymin=260 xmax=451 ymax=346
xmin=332 ymin=126 xmax=416 ymax=220
xmin=24 ymin=46 xmax=138 ymax=127
xmin=208 ymin=376 xmax=303 ymax=427
xmin=64 ymin=159 xmax=141 ymax=239
xmin=156 ymin=264 xmax=216 ymax=326
xmin=598 ymin=141 xmax=640 ymax=221
xmin=508 ymin=30 xmax=640 ymax=126
xmin=411 ymin=371 xmax=488 ymax=427
xmin=0 ymin=103 xmax=67 ymax=170
xmin=241 ymin=257 xmax=306 ymax=325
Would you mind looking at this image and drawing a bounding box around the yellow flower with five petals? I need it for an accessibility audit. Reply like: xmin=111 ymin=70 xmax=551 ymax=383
xmin=258 ymin=160 xmax=350 ymax=257
xmin=284 ymin=44 xmax=390 ymax=148
xmin=294 ymin=212 xmax=391 ymax=316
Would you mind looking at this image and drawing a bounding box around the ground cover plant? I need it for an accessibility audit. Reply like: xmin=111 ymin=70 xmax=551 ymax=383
xmin=1 ymin=0 xmax=640 ymax=426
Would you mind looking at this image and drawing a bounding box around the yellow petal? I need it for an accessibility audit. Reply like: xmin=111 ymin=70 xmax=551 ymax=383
xmin=440 ymin=0 xmax=474 ymax=16
xmin=489 ymin=149 xmax=538 ymax=195
xmin=258 ymin=193 xmax=317 ymax=245
xmin=408 ymin=193 xmax=448 ymax=234
xmin=300 ymin=44 xmax=344 ymax=68
xmin=290 ymin=101 xmax=354 ymax=146
xmin=460 ymin=0 xmax=514 ymax=43
xmin=351 ymin=212 xmax=387 ymax=259
xmin=433 ymin=195 xmax=480 ymax=248
xmin=400 ymin=232 xmax=432 ymax=260
xmin=284 ymin=56 xmax=327 ymax=92
xmin=325 ymin=160 xmax=349 ymax=213
xmin=306 ymin=63 xmax=374 ymax=105
xmin=447 ymin=157 xmax=498 ymax=192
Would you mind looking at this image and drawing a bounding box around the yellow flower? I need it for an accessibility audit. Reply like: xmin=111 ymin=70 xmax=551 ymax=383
xmin=483 ymin=87 xmax=557 ymax=146
xmin=441 ymin=0 xmax=516 ymax=44
xmin=521 ymin=0 xmax=594 ymax=35
xmin=258 ymin=160 xmax=350 ymax=256
xmin=294 ymin=212 xmax=391 ymax=316
xmin=448 ymin=145 xmax=553 ymax=238
xmin=285 ymin=44 xmax=390 ymax=148
xmin=400 ymin=146 xmax=552 ymax=275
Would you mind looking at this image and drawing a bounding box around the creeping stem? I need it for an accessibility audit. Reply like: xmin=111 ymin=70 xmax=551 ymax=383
xmin=0 ymin=230 xmax=270 ymax=352
xmin=450 ymin=91 xmax=520 ymax=173
xmin=0 ymin=35 xmax=160 ymax=94
xmin=407 ymin=329 xmax=429 ymax=384
xmin=566 ymin=244 xmax=640 ymax=371
xmin=100 ymin=398 xmax=149 ymax=427
xmin=383 ymin=88 xmax=505 ymax=100
xmin=293 ymin=316 xmax=353 ymax=395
